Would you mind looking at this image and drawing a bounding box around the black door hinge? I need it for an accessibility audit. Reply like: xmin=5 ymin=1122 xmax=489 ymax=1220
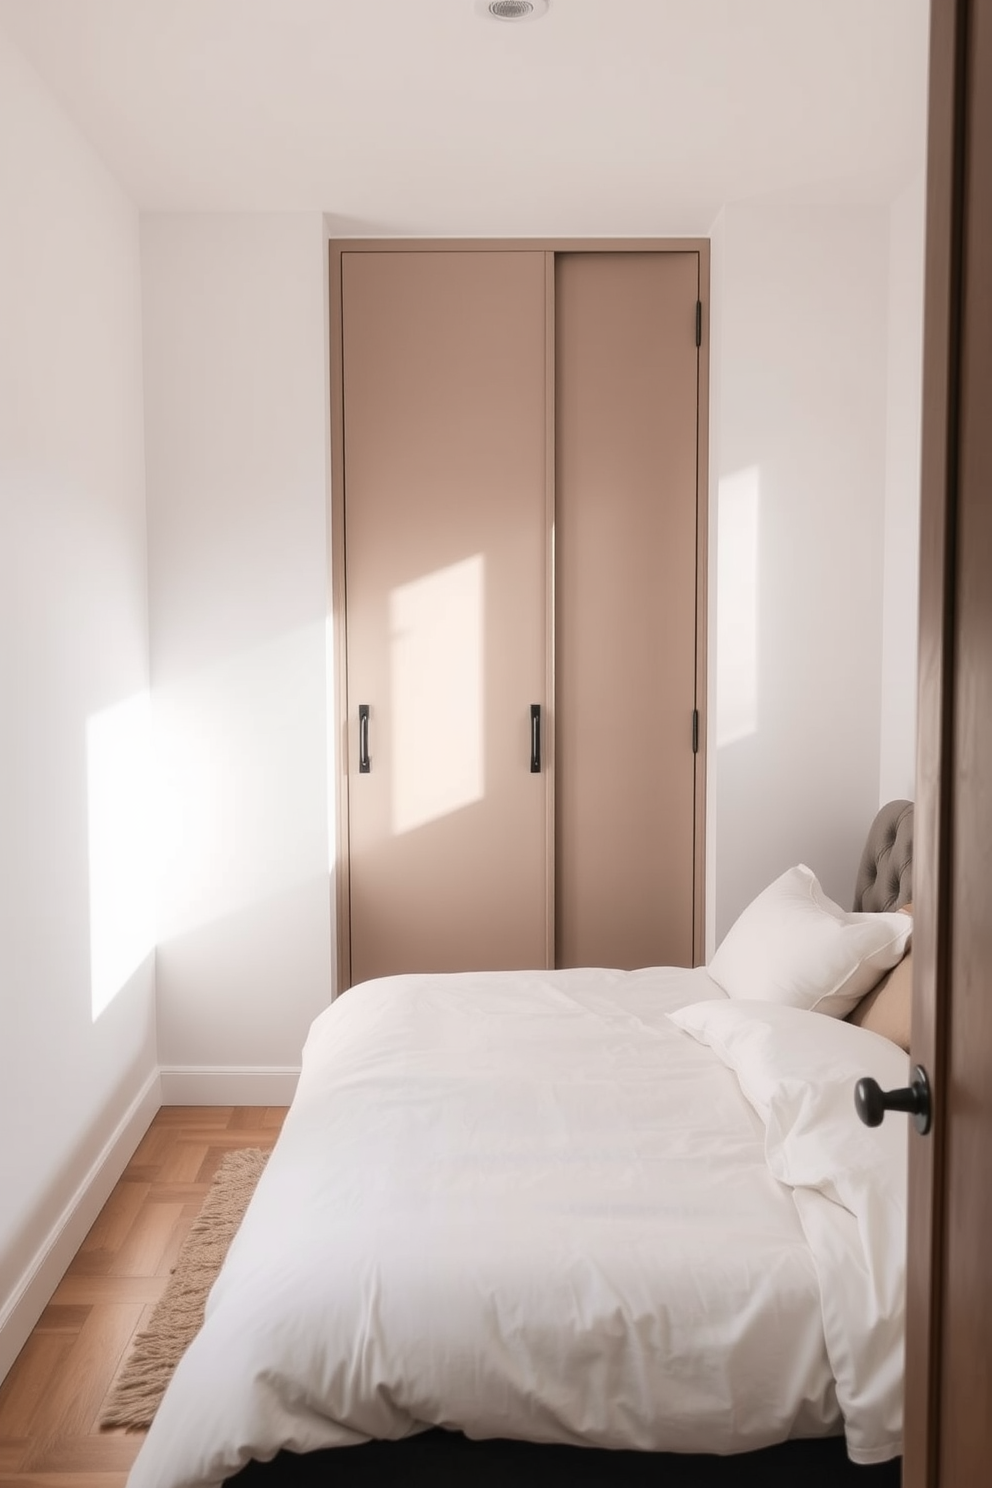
xmin=692 ymin=709 xmax=699 ymax=753
xmin=695 ymin=301 xmax=702 ymax=348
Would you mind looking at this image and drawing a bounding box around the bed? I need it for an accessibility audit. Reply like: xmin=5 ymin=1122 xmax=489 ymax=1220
xmin=126 ymin=801 xmax=916 ymax=1488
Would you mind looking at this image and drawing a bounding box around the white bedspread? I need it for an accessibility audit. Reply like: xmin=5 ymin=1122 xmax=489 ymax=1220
xmin=127 ymin=966 xmax=905 ymax=1488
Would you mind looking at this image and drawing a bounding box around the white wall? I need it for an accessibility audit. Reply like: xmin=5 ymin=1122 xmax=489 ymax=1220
xmin=0 ymin=29 xmax=158 ymax=1377
xmin=879 ymin=175 xmax=926 ymax=805
xmin=710 ymin=201 xmax=893 ymax=945
xmin=140 ymin=205 xmax=916 ymax=997
xmin=141 ymin=215 xmax=333 ymax=1101
xmin=0 ymin=3 xmax=928 ymax=1396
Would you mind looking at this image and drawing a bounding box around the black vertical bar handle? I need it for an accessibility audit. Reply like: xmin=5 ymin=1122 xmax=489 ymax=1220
xmin=358 ymin=704 xmax=371 ymax=774
xmin=530 ymin=703 xmax=541 ymax=773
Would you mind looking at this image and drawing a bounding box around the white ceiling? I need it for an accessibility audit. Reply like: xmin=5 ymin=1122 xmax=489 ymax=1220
xmin=0 ymin=0 xmax=931 ymax=231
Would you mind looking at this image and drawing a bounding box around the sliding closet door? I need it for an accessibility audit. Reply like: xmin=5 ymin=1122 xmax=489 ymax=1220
xmin=341 ymin=250 xmax=550 ymax=985
xmin=555 ymin=253 xmax=700 ymax=970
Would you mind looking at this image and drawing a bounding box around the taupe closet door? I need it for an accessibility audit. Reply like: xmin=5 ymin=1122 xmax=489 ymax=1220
xmin=341 ymin=250 xmax=550 ymax=985
xmin=555 ymin=253 xmax=699 ymax=970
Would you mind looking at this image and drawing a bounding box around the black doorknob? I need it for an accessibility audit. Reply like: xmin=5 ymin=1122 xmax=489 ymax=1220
xmin=855 ymin=1064 xmax=932 ymax=1135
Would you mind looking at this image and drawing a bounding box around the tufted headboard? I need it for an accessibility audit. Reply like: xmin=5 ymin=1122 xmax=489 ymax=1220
xmin=853 ymin=799 xmax=914 ymax=912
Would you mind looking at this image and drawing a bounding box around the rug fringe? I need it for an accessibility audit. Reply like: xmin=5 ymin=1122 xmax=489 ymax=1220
xmin=100 ymin=1147 xmax=269 ymax=1432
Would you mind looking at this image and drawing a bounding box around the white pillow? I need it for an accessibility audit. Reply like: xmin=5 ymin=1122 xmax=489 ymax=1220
xmin=707 ymin=864 xmax=912 ymax=1018
xmin=667 ymin=998 xmax=911 ymax=1148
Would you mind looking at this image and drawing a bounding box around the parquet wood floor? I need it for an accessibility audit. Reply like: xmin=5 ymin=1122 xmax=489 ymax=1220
xmin=0 ymin=1106 xmax=287 ymax=1488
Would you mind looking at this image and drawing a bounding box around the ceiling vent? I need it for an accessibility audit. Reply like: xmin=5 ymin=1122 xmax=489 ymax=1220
xmin=478 ymin=0 xmax=550 ymax=20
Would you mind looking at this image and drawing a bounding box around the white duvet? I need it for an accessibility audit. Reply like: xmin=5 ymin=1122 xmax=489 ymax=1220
xmin=127 ymin=967 xmax=908 ymax=1488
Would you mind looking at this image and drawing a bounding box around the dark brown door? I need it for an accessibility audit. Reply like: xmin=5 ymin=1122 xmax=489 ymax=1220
xmin=905 ymin=2 xmax=992 ymax=1483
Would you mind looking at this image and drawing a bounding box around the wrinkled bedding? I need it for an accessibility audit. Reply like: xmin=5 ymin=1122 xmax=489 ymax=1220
xmin=127 ymin=966 xmax=907 ymax=1488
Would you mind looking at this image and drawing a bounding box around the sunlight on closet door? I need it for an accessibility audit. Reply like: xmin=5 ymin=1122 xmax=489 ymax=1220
xmin=390 ymin=554 xmax=485 ymax=835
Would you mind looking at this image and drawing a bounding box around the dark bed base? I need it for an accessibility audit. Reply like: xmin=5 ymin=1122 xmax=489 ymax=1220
xmin=227 ymin=1429 xmax=901 ymax=1486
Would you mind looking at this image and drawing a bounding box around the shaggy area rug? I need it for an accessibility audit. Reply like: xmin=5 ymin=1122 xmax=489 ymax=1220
xmin=100 ymin=1147 xmax=268 ymax=1432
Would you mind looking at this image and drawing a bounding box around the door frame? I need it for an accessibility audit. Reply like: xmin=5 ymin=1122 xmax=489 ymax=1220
xmin=328 ymin=238 xmax=710 ymax=993
xmin=904 ymin=0 xmax=972 ymax=1480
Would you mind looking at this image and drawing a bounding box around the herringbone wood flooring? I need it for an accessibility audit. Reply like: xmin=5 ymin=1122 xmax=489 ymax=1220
xmin=0 ymin=1106 xmax=287 ymax=1487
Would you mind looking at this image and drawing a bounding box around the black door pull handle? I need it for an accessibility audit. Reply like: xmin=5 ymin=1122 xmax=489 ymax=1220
xmin=358 ymin=704 xmax=370 ymax=774
xmin=855 ymin=1064 xmax=931 ymax=1135
xmin=530 ymin=704 xmax=541 ymax=773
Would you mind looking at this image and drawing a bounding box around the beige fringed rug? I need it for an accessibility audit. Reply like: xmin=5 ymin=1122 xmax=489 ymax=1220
xmin=101 ymin=1147 xmax=268 ymax=1432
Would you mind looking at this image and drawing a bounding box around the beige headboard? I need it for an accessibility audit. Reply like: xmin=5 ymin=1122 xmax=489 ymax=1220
xmin=853 ymin=799 xmax=914 ymax=912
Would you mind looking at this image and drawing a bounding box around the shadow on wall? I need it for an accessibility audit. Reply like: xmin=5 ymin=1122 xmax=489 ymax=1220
xmin=715 ymin=465 xmax=760 ymax=751
xmin=711 ymin=440 xmax=889 ymax=937
xmin=154 ymin=871 xmax=334 ymax=1071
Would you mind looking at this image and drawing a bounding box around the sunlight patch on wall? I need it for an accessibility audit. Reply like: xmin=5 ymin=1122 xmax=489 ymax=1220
xmin=390 ymin=555 xmax=485 ymax=835
xmin=153 ymin=624 xmax=329 ymax=946
xmin=87 ymin=691 xmax=154 ymax=1020
xmin=716 ymin=466 xmax=760 ymax=749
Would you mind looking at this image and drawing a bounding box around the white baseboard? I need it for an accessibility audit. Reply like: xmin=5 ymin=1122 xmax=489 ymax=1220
xmin=0 ymin=1066 xmax=161 ymax=1386
xmin=0 ymin=1064 xmax=300 ymax=1387
xmin=159 ymin=1066 xmax=301 ymax=1105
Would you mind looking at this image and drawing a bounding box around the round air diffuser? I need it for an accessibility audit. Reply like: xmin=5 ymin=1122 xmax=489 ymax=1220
xmin=480 ymin=0 xmax=550 ymax=20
